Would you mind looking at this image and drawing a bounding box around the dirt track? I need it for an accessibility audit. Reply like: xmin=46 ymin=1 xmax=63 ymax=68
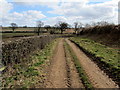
xmin=66 ymin=39 xmax=118 ymax=88
xmin=46 ymin=39 xmax=68 ymax=88
xmin=45 ymin=38 xmax=119 ymax=88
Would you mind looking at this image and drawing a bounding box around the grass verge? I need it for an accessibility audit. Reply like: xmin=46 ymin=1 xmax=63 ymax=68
xmin=64 ymin=41 xmax=93 ymax=89
xmin=69 ymin=37 xmax=120 ymax=86
xmin=2 ymin=38 xmax=58 ymax=88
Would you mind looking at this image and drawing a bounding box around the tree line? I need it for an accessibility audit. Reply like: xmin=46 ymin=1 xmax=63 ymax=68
xmin=5 ymin=21 xmax=115 ymax=35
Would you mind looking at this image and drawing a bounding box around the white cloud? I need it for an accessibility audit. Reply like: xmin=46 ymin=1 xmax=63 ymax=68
xmin=0 ymin=0 xmax=46 ymax=26
xmin=44 ymin=16 xmax=89 ymax=26
xmin=118 ymin=2 xmax=120 ymax=24
xmin=13 ymin=0 xmax=88 ymax=2
xmin=1 ymin=10 xmax=46 ymax=26
xmin=47 ymin=0 xmax=118 ymax=24
xmin=43 ymin=16 xmax=67 ymax=26
xmin=0 ymin=0 xmax=119 ymax=26
xmin=0 ymin=0 xmax=13 ymax=14
xmin=0 ymin=0 xmax=13 ymax=25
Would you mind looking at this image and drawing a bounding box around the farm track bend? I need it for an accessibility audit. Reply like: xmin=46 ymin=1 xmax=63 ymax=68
xmin=45 ymin=38 xmax=119 ymax=88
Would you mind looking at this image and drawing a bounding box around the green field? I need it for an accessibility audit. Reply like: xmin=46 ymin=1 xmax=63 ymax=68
xmin=70 ymin=37 xmax=120 ymax=68
xmin=1 ymin=27 xmax=41 ymax=38
xmin=1 ymin=27 xmax=63 ymax=39
xmin=2 ymin=27 xmax=35 ymax=31
xmin=2 ymin=33 xmax=37 ymax=38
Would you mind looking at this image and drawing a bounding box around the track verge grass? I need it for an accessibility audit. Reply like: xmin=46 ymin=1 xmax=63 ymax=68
xmin=69 ymin=37 xmax=120 ymax=86
xmin=2 ymin=38 xmax=58 ymax=88
xmin=64 ymin=41 xmax=93 ymax=89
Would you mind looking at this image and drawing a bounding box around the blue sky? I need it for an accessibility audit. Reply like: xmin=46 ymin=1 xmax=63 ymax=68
xmin=9 ymin=0 xmax=112 ymax=13
xmin=10 ymin=2 xmax=55 ymax=17
xmin=0 ymin=0 xmax=118 ymax=26
xmin=9 ymin=2 xmax=64 ymax=22
xmin=10 ymin=2 xmax=50 ymax=13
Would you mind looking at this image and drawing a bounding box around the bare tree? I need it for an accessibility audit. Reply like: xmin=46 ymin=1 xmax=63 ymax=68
xmin=44 ymin=25 xmax=51 ymax=32
xmin=50 ymin=24 xmax=59 ymax=34
xmin=10 ymin=23 xmax=18 ymax=32
xmin=74 ymin=22 xmax=83 ymax=34
xmin=58 ymin=21 xmax=68 ymax=34
xmin=0 ymin=25 xmax=2 ymax=31
xmin=91 ymin=21 xmax=97 ymax=27
xmin=85 ymin=23 xmax=91 ymax=28
xmin=36 ymin=21 xmax=44 ymax=35
xmin=97 ymin=21 xmax=109 ymax=26
xmin=23 ymin=25 xmax=27 ymax=28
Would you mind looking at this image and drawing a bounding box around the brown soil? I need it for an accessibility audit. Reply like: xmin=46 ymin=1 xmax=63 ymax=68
xmin=65 ymin=39 xmax=119 ymax=88
xmin=65 ymin=43 xmax=84 ymax=88
xmin=45 ymin=38 xmax=84 ymax=88
xmin=46 ymin=39 xmax=68 ymax=88
xmin=44 ymin=38 xmax=119 ymax=88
